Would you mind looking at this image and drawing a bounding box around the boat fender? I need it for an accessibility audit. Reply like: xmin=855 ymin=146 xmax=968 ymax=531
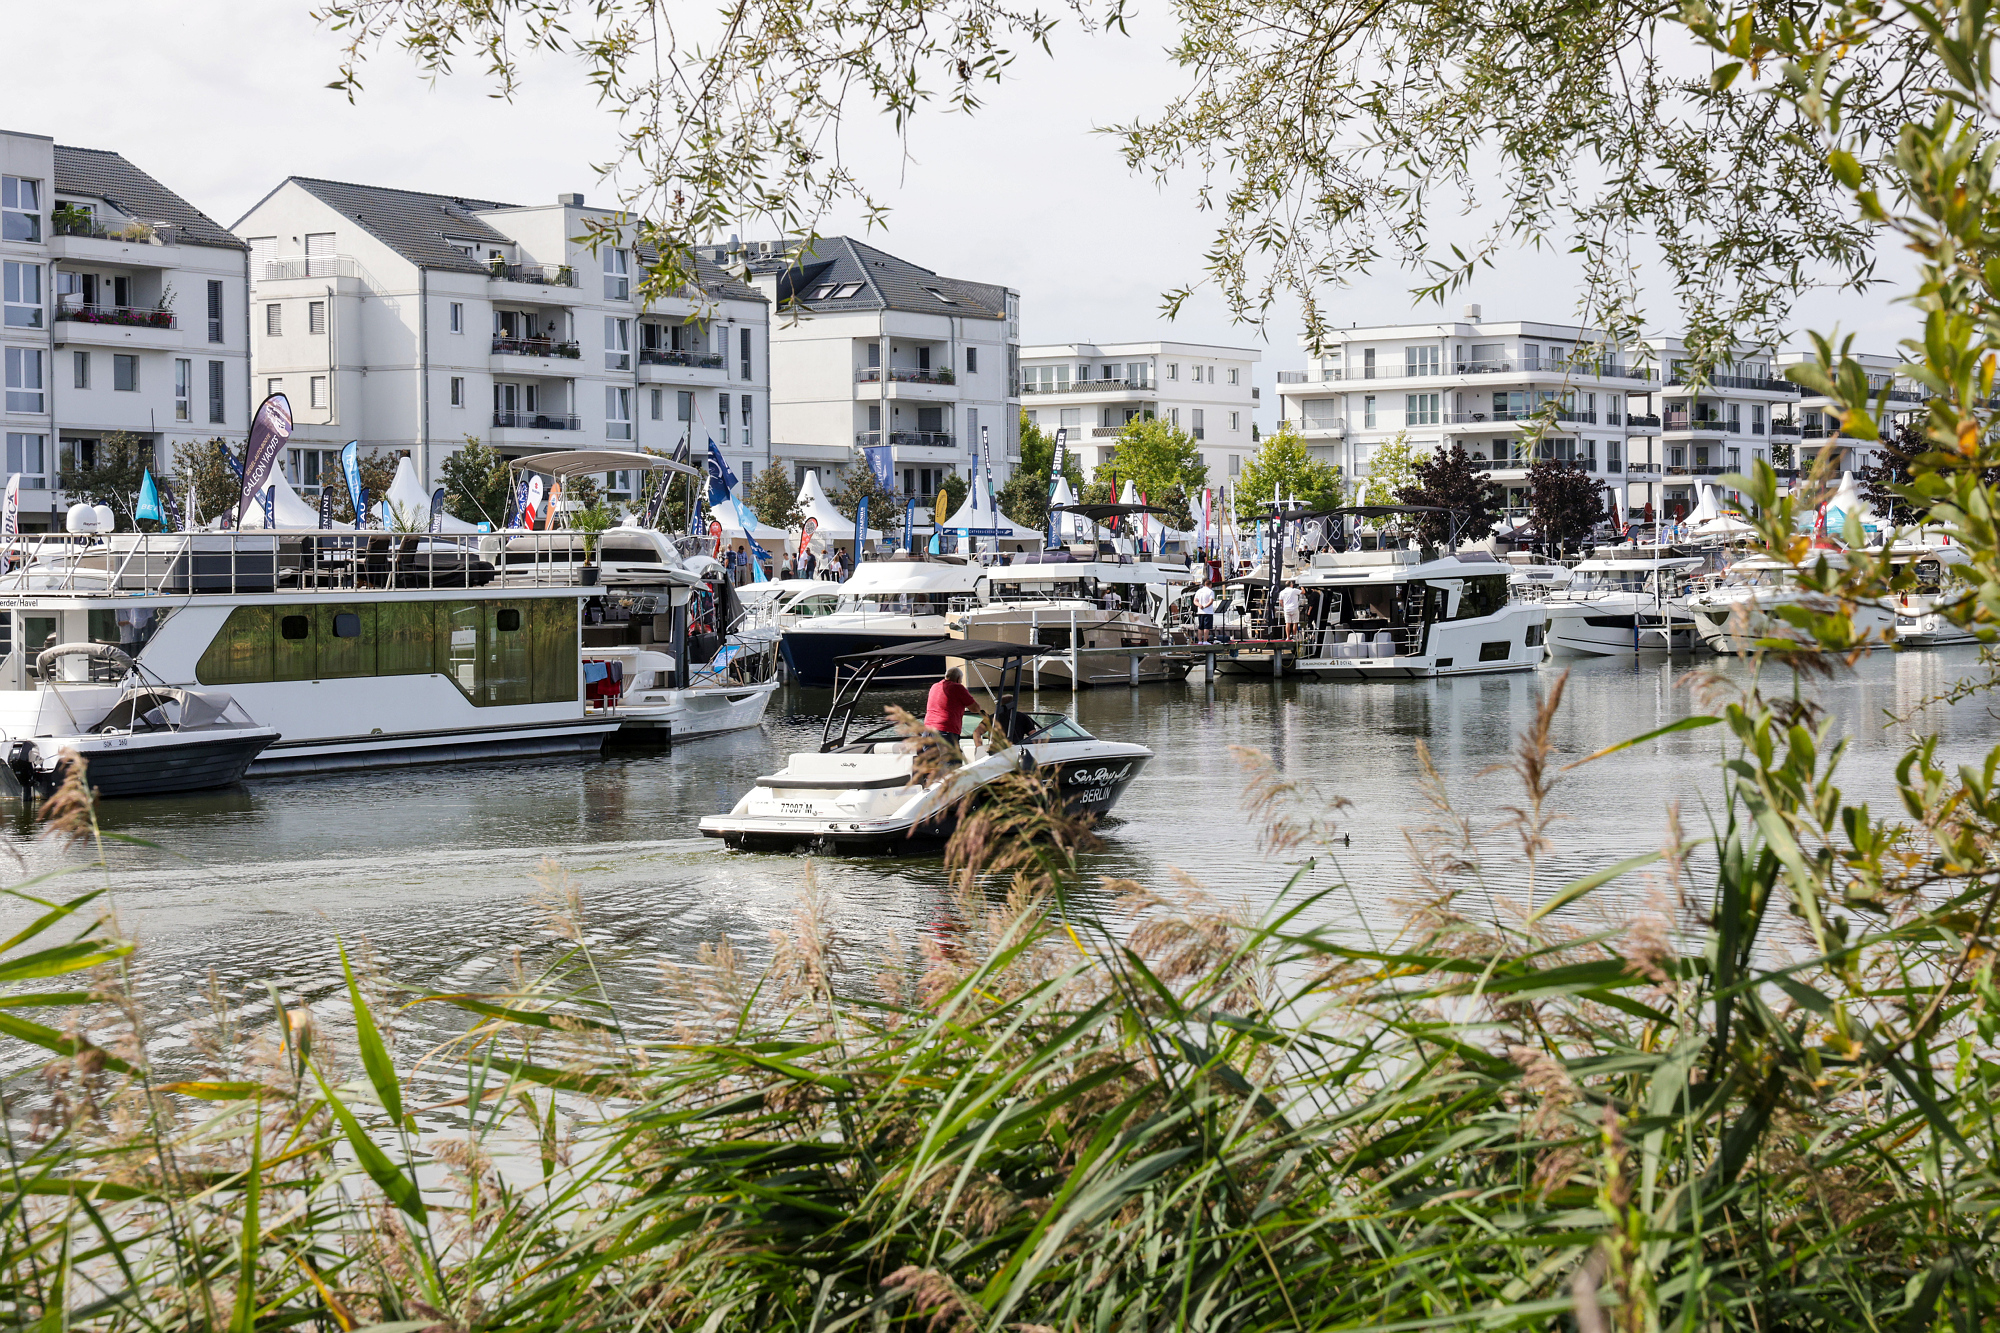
xmin=35 ymin=642 xmax=136 ymax=681
xmin=6 ymin=740 xmax=38 ymax=795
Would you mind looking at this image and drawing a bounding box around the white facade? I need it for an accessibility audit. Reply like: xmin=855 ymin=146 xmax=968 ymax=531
xmin=2 ymin=129 xmax=250 ymax=530
xmin=1775 ymin=349 xmax=1921 ymax=478
xmin=1630 ymin=336 xmax=1798 ymax=519
xmin=740 ymin=237 xmax=1018 ymax=503
xmin=235 ymin=180 xmax=770 ymax=511
xmin=1019 ymin=340 xmax=1261 ymax=482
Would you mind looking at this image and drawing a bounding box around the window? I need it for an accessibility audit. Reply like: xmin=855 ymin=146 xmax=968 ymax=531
xmin=1363 ymin=394 xmax=1376 ymax=428
xmin=74 ymin=352 xmax=91 ymax=391
xmin=742 ymin=393 xmax=753 ymax=444
xmin=112 ymin=354 xmax=138 ymax=393
xmin=265 ymin=304 xmax=282 ymax=337
xmin=304 ymin=233 xmax=336 ymax=277
xmin=449 ymin=302 xmax=464 ymax=333
xmin=867 ymin=342 xmax=881 ymax=368
xmin=3 ymin=261 xmax=42 ymax=328
xmin=1229 ymin=454 xmax=1242 ymax=476
xmin=922 ymin=285 xmax=956 ymax=304
xmin=209 ymin=361 xmax=226 ymax=424
xmin=267 ymin=378 xmax=282 ymax=398
xmin=281 ymin=615 xmax=311 ymax=641
xmin=207 ymin=280 xmax=223 ymax=343
xmin=606 ymin=386 xmax=632 ymax=440
xmin=605 ymin=316 xmax=631 ymax=371
xmin=1405 ymin=393 xmax=1440 ymax=425
xmin=1607 ymin=440 xmax=1622 ymax=472
xmin=1729 ymin=447 xmax=1741 ymax=471
xmin=1191 ymin=408 xmax=1205 ymax=440
xmin=1168 ymin=407 xmax=1180 ymax=428
xmin=1728 ymin=403 xmax=1742 ymax=432
xmin=1228 ymin=367 xmax=1240 ymax=386
xmin=1406 ymin=346 xmax=1441 ymax=376
xmin=310 ymin=376 xmax=328 ymax=409
xmin=868 ymin=404 xmax=882 ymax=431
xmin=1229 ymin=411 xmax=1240 ymax=431
xmin=1128 ymin=361 xmax=1150 ymax=387
xmin=1363 ymin=348 xmax=1376 ymax=379
xmin=174 ymin=359 xmax=190 ymax=420
xmin=2 ymin=177 xmax=40 ymax=242
xmin=603 ymin=247 xmax=630 ymax=301
xmin=718 ymin=391 xmax=730 ymax=445
xmin=308 ymin=301 xmax=326 ymax=335
xmin=740 ymin=326 xmax=752 ymax=380
xmin=449 ymin=376 xmax=464 ymax=407
xmin=650 ymin=388 xmax=663 ymax=420
xmin=1752 ymin=403 xmax=1766 ymax=435
xmin=1168 ymin=363 xmax=1179 ymax=381
xmin=5 ymin=433 xmax=46 ymax=487
xmin=919 ymin=346 xmax=932 ymax=372
xmin=966 ymin=346 xmax=978 ymax=374
xmin=677 ymin=390 xmax=693 ymax=422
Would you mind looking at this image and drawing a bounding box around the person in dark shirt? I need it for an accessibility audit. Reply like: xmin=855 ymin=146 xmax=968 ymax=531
xmin=991 ymin=693 xmax=1035 ymax=746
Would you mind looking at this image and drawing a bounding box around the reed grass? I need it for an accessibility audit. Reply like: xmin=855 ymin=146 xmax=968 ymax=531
xmin=4 ymin=666 xmax=1999 ymax=1331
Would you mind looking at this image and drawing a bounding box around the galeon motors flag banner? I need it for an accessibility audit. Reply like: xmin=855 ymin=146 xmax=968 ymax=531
xmin=236 ymin=393 xmax=294 ymax=524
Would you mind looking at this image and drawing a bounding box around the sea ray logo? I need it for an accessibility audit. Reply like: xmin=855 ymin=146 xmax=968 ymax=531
xmin=1067 ymin=764 xmax=1132 ymax=786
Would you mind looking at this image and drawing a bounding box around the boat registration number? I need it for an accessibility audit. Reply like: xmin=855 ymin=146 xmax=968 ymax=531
xmin=779 ymin=802 xmax=818 ymax=816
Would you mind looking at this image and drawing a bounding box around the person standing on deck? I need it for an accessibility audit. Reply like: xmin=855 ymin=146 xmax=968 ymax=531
xmin=922 ymin=666 xmax=986 ymax=765
xmin=1193 ymin=580 xmax=1217 ymax=643
xmin=1280 ymin=581 xmax=1302 ymax=639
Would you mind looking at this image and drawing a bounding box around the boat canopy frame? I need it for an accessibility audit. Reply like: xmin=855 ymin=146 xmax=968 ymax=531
xmin=821 ymin=638 xmax=1029 ymax=752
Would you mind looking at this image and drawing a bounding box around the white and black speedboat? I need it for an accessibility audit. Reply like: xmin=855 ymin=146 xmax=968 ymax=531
xmin=1 ymin=643 xmax=278 ymax=798
xmin=779 ymin=556 xmax=992 ymax=688
xmin=700 ymin=638 xmax=1151 ymax=852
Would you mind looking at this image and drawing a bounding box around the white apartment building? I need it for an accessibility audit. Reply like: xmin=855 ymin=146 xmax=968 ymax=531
xmin=1626 ymin=337 xmax=1798 ymax=517
xmin=1019 ymin=340 xmax=1261 ymax=482
xmin=1775 ymin=349 xmax=1921 ymax=478
xmin=234 ymin=179 xmax=770 ymax=512
xmin=736 ymin=237 xmax=1018 ymax=502
xmin=2 ymin=130 xmax=250 ymax=530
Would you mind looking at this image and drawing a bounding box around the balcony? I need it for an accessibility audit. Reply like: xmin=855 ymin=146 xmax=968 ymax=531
xmin=491 ymin=336 xmax=580 ymax=359
xmin=856 ymin=430 xmax=956 ymax=450
xmin=639 ymin=347 xmax=725 ymax=370
xmin=1769 ymin=419 xmax=1803 ymax=437
xmin=1625 ymin=413 xmax=1662 ymax=429
xmin=1021 ymin=377 xmax=1154 ymax=395
xmin=47 ymin=215 xmax=188 ymax=268
xmin=1802 ymin=425 xmax=1838 ymax=438
xmin=1664 ymin=370 xmax=1799 ymax=393
xmin=56 ymin=302 xmax=175 ymax=330
xmin=1297 ymin=416 xmax=1346 ymax=436
xmin=490 ymin=262 xmax=577 ymax=287
xmin=492 ymin=411 xmax=581 ymax=430
xmin=1444 ymin=407 xmax=1598 ymax=426
xmin=1275 ymin=371 xmax=1307 ymax=384
xmin=1662 ymin=415 xmax=1728 ymax=434
xmin=1627 ymin=462 xmax=1662 ymax=473
xmin=857 ymin=367 xmax=957 ymax=386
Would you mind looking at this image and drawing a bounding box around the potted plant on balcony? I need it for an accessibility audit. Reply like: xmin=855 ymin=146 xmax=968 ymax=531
xmin=568 ymin=501 xmax=615 ymax=585
xmin=52 ymin=204 xmax=94 ymax=237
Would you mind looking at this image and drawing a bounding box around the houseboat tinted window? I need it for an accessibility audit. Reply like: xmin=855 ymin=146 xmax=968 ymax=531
xmin=333 ymin=613 xmax=362 ymax=638
xmin=496 ymin=609 xmax=522 ymax=632
xmin=1455 ymin=576 xmax=1509 ymax=620
xmin=281 ymin=616 xmax=310 ymax=640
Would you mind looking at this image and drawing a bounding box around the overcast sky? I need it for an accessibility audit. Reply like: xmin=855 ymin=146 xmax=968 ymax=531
xmin=11 ymin=0 xmax=1911 ymax=418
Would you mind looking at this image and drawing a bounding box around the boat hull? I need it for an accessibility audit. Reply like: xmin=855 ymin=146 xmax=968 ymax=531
xmin=607 ymin=682 xmax=778 ymax=741
xmin=1545 ymin=603 xmax=1698 ymax=657
xmin=782 ymin=627 xmax=952 ymax=689
xmin=247 ymin=717 xmax=617 ymax=776
xmin=24 ymin=730 xmax=278 ymax=798
xmin=1689 ymin=596 xmax=1897 ymax=654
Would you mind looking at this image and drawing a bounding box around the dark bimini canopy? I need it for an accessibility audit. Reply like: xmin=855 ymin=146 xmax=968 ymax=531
xmin=1332 ymin=504 xmax=1462 ymax=519
xmin=837 ymin=638 xmax=1029 ymax=663
xmin=1051 ymin=503 xmax=1173 ymax=521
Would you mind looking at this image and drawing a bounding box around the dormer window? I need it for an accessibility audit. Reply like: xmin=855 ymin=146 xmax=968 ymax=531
xmin=922 ymin=286 xmax=955 ymax=304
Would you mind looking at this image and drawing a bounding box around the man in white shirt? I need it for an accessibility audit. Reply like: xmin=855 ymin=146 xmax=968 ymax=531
xmin=1193 ymin=581 xmax=1217 ymax=642
xmin=1279 ymin=581 xmax=1302 ymax=639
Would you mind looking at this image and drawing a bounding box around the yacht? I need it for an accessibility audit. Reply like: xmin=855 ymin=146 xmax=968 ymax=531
xmin=1542 ymin=550 xmax=1705 ymax=656
xmin=576 ymin=579 xmax=781 ymax=742
xmin=0 ymin=529 xmax=672 ymax=777
xmin=948 ymin=549 xmax=1194 ymax=687
xmin=1685 ymin=551 xmax=1897 ymax=653
xmin=1289 ymin=545 xmax=1549 ymax=679
xmin=778 ymin=556 xmax=991 ymax=688
xmin=700 ymin=639 xmax=1151 ymax=852
xmin=1878 ymin=541 xmax=1977 ymax=646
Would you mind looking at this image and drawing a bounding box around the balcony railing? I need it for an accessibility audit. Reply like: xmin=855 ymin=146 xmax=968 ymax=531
xmin=1297 ymin=417 xmax=1346 ymax=433
xmin=1021 ymin=377 xmax=1154 ymax=395
xmin=857 ymin=368 xmax=957 ymax=386
xmin=855 ymin=430 xmax=957 ymax=449
xmin=1625 ymin=413 xmax=1662 ymax=428
xmin=493 ymin=411 xmax=582 ymax=430
xmin=1802 ymin=425 xmax=1839 ymax=438
xmin=1628 ymin=462 xmax=1662 ymax=472
xmin=490 ymin=262 xmax=578 ymax=287
xmin=1275 ymin=371 xmax=1308 ymax=384
xmin=1664 ymin=370 xmax=1800 ymax=393
xmin=56 ymin=302 xmax=175 ymax=329
xmin=491 ymin=336 xmax=581 ymax=359
xmin=640 ymin=347 xmax=725 ymax=370
xmin=1769 ymin=419 xmax=1803 ymax=436
xmin=1663 ymin=416 xmax=1728 ymax=433
xmin=1443 ymin=408 xmax=1597 ymax=425
xmin=52 ymin=213 xmax=180 ymax=245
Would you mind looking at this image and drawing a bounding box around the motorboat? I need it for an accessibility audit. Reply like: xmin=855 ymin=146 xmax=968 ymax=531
xmin=1685 ymin=551 xmax=1897 ymax=653
xmin=1542 ymin=550 xmax=1704 ymax=656
xmin=700 ymin=638 xmax=1152 ymax=852
xmin=779 ymin=556 xmax=992 ymax=688
xmin=948 ymin=549 xmax=1194 ymax=687
xmin=575 ymin=565 xmax=782 ymax=742
xmin=1287 ymin=510 xmax=1549 ymax=679
xmin=0 ymin=643 xmax=278 ymax=798
xmin=1876 ymin=540 xmax=1978 ymax=646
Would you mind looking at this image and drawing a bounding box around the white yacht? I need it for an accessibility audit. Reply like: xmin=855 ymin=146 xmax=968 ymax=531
xmin=1877 ymin=541 xmax=1977 ymax=646
xmin=1686 ymin=551 xmax=1897 ymax=653
xmin=948 ymin=549 xmax=1195 ymax=687
xmin=1289 ymin=544 xmax=1549 ymax=679
xmin=1543 ymin=550 xmax=1705 ymax=656
xmin=700 ymin=639 xmax=1151 ymax=852
xmin=778 ymin=556 xmax=991 ymax=688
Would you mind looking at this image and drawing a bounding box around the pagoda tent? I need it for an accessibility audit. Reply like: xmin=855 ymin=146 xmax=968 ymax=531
xmin=1690 ymin=484 xmax=1722 ymax=525
xmin=1824 ymin=470 xmax=1878 ymax=536
xmin=790 ymin=469 xmax=881 ymax=542
xmin=938 ymin=487 xmax=1041 ymax=547
xmin=383 ymin=454 xmax=480 ymax=533
xmin=1047 ymin=476 xmax=1099 ymax=546
xmin=235 ymin=466 xmax=324 ymax=529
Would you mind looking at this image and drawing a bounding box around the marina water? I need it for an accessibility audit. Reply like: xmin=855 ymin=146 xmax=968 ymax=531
xmin=1 ymin=645 xmax=1990 ymax=1079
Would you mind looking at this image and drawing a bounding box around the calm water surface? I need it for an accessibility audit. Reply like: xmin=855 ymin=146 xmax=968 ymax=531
xmin=4 ymin=647 xmax=1995 ymax=1077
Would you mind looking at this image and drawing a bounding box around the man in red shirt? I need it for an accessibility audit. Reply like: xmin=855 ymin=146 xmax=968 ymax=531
xmin=924 ymin=667 xmax=985 ymax=754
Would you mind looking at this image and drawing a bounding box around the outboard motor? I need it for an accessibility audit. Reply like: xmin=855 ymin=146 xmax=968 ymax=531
xmin=6 ymin=740 xmax=39 ymax=796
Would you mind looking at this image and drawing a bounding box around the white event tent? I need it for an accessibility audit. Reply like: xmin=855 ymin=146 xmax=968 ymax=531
xmin=382 ymin=455 xmax=480 ymax=533
xmin=234 ymin=466 xmax=322 ymax=529
xmin=938 ymin=487 xmax=1041 ymax=546
xmin=790 ymin=469 xmax=881 ymax=542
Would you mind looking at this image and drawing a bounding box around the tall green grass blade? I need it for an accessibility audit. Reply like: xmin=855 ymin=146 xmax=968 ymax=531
xmin=338 ymin=940 xmax=403 ymax=1125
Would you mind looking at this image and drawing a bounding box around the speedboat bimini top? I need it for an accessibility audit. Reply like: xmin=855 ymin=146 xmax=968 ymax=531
xmin=699 ymin=637 xmax=1152 ymax=853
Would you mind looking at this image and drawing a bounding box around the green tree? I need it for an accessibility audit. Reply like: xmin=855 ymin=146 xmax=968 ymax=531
xmin=312 ymin=449 xmax=401 ymax=526
xmin=745 ymin=463 xmax=805 ymax=530
xmin=1235 ymin=424 xmax=1343 ymax=522
xmin=828 ymin=459 xmax=898 ymax=527
xmin=439 ymin=437 xmax=512 ymax=527
xmin=998 ymin=411 xmax=1086 ymax=531
xmin=935 ymin=471 xmax=968 ymax=524
xmin=1394 ymin=443 xmax=1502 ymax=548
xmin=60 ymin=432 xmax=155 ymax=530
xmin=1523 ymin=458 xmax=1606 ymax=554
xmin=1356 ymin=432 xmax=1419 ymax=514
xmin=170 ymin=438 xmax=237 ymax=528
xmin=1094 ymin=418 xmax=1207 ymax=529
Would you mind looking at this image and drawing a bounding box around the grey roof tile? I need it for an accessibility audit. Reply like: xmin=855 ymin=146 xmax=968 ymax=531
xmin=286 ymin=177 xmax=515 ymax=275
xmin=761 ymin=237 xmax=1007 ymax=320
xmin=52 ymin=145 xmax=246 ymax=251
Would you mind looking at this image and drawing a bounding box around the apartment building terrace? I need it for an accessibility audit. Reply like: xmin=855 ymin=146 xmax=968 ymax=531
xmin=1019 ymin=340 xmax=1261 ymax=483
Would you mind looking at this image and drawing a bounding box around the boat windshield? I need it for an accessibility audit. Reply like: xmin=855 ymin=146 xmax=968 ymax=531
xmin=835 ymin=591 xmax=968 ymax=615
xmin=1572 ymin=567 xmax=1690 ymax=594
xmin=1025 ymin=713 xmax=1091 ymax=741
xmin=785 ymin=591 xmax=841 ymax=617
